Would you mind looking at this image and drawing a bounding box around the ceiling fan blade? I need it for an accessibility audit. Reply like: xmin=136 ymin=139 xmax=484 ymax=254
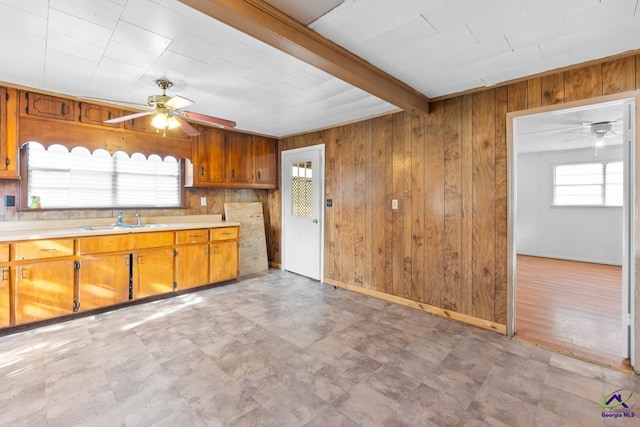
xmin=166 ymin=95 xmax=193 ymax=110
xmin=171 ymin=114 xmax=201 ymax=136
xmin=104 ymin=111 xmax=153 ymax=124
xmin=182 ymin=111 xmax=236 ymax=128
xmin=562 ymin=134 xmax=593 ymax=142
xmin=80 ymin=96 xmax=151 ymax=109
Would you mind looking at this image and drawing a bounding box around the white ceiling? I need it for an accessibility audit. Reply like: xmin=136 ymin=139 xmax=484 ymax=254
xmin=0 ymin=0 xmax=638 ymax=137
xmin=515 ymin=100 xmax=626 ymax=153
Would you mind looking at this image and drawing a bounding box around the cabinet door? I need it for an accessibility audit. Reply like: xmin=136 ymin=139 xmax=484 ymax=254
xmin=22 ymin=91 xmax=75 ymax=121
xmin=175 ymin=244 xmax=209 ymax=289
xmin=78 ymin=102 xmax=122 ymax=128
xmin=0 ymin=87 xmax=18 ymax=177
xmin=210 ymin=242 xmax=238 ymax=283
xmin=15 ymin=260 xmax=75 ymax=324
xmin=0 ymin=266 xmax=9 ymax=327
xmin=134 ymin=248 xmax=174 ymax=298
xmin=193 ymin=128 xmax=226 ymax=185
xmin=253 ymin=136 xmax=277 ymax=187
xmin=78 ymin=255 xmax=131 ymax=311
xmin=0 ymin=87 xmax=6 ymax=174
xmin=227 ymin=132 xmax=254 ymax=184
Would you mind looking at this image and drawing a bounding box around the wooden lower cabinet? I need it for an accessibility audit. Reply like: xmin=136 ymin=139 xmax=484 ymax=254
xmin=1 ymin=226 xmax=239 ymax=329
xmin=0 ymin=266 xmax=9 ymax=327
xmin=14 ymin=260 xmax=75 ymax=324
xmin=133 ymin=248 xmax=174 ymax=298
xmin=175 ymin=244 xmax=209 ymax=290
xmin=78 ymin=254 xmax=130 ymax=311
xmin=211 ymin=241 xmax=238 ymax=283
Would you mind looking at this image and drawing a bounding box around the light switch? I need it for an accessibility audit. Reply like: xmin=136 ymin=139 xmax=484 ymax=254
xmin=200 ymin=197 xmax=207 ymax=206
xmin=392 ymin=199 xmax=398 ymax=210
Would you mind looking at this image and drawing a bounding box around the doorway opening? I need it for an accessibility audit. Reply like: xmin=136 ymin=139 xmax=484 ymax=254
xmin=510 ymin=97 xmax=636 ymax=370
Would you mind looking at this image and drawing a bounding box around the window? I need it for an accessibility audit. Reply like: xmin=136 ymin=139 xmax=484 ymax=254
xmin=25 ymin=142 xmax=182 ymax=209
xmin=291 ymin=161 xmax=312 ymax=217
xmin=553 ymin=161 xmax=622 ymax=207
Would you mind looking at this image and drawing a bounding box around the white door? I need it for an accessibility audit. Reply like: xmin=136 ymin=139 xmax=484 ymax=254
xmin=282 ymin=145 xmax=324 ymax=280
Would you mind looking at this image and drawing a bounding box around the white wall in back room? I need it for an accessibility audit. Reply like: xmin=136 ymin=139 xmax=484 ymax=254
xmin=516 ymin=145 xmax=623 ymax=265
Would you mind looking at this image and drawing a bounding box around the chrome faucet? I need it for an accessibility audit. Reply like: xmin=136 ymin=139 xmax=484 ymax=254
xmin=116 ymin=210 xmax=124 ymax=225
xmin=136 ymin=213 xmax=141 ymax=226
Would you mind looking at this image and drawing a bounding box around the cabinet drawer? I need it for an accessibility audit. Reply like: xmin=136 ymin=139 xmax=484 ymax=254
xmin=0 ymin=243 xmax=8 ymax=262
xmin=78 ymin=234 xmax=132 ymax=255
xmin=211 ymin=227 xmax=238 ymax=241
xmin=176 ymin=229 xmax=209 ymax=244
xmin=134 ymin=231 xmax=174 ymax=249
xmin=13 ymin=239 xmax=74 ymax=260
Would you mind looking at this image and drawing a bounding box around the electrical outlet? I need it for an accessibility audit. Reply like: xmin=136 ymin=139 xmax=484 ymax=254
xmin=392 ymin=199 xmax=398 ymax=210
xmin=200 ymin=197 xmax=207 ymax=206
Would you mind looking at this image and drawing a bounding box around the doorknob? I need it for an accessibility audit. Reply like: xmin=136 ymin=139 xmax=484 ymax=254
xmin=313 ymin=219 xmax=318 ymax=223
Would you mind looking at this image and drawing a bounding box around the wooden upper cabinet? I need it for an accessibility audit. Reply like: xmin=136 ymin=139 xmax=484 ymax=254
xmin=226 ymin=133 xmax=278 ymax=188
xmin=0 ymin=88 xmax=7 ymax=174
xmin=253 ymin=136 xmax=277 ymax=187
xmin=78 ymin=102 xmax=122 ymax=127
xmin=21 ymin=91 xmax=76 ymax=121
xmin=0 ymin=87 xmax=18 ymax=178
xmin=227 ymin=132 xmax=254 ymax=184
xmin=193 ymin=128 xmax=227 ymax=185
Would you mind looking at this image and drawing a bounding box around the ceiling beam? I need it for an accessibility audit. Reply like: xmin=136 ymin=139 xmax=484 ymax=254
xmin=178 ymin=0 xmax=429 ymax=115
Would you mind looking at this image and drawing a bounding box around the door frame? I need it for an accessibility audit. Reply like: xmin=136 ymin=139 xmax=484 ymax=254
xmin=280 ymin=143 xmax=325 ymax=281
xmin=506 ymin=91 xmax=639 ymax=371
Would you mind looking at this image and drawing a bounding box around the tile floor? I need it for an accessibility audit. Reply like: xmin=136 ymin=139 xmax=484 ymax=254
xmin=1 ymin=269 xmax=639 ymax=426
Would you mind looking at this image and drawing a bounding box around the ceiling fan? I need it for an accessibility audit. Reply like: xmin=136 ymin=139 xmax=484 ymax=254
xmin=562 ymin=120 xmax=621 ymax=155
xmin=562 ymin=120 xmax=620 ymax=141
xmin=103 ymin=79 xmax=236 ymax=136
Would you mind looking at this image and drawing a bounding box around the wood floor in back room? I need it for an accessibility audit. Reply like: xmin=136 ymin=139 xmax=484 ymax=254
xmin=515 ymin=255 xmax=629 ymax=370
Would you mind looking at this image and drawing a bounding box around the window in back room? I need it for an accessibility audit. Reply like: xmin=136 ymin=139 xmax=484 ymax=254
xmin=552 ymin=161 xmax=623 ymax=207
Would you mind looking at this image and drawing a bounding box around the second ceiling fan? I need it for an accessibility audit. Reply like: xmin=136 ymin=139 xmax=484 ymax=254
xmin=104 ymin=79 xmax=236 ymax=136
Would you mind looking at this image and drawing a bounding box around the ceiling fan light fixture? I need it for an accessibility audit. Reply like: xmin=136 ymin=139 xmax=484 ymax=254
xmin=151 ymin=112 xmax=175 ymax=130
xmin=167 ymin=116 xmax=180 ymax=129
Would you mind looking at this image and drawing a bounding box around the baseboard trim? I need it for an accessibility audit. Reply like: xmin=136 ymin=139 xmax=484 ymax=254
xmin=269 ymin=261 xmax=281 ymax=269
xmin=324 ymin=278 xmax=507 ymax=335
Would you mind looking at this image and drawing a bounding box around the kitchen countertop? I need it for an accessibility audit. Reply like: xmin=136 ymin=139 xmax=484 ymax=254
xmin=0 ymin=214 xmax=240 ymax=242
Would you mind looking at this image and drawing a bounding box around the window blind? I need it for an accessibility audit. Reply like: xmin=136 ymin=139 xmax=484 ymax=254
xmin=27 ymin=143 xmax=181 ymax=209
xmin=553 ymin=161 xmax=622 ymax=207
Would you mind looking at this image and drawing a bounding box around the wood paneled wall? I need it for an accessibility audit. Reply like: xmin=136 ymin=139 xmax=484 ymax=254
xmin=276 ymin=53 xmax=640 ymax=325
